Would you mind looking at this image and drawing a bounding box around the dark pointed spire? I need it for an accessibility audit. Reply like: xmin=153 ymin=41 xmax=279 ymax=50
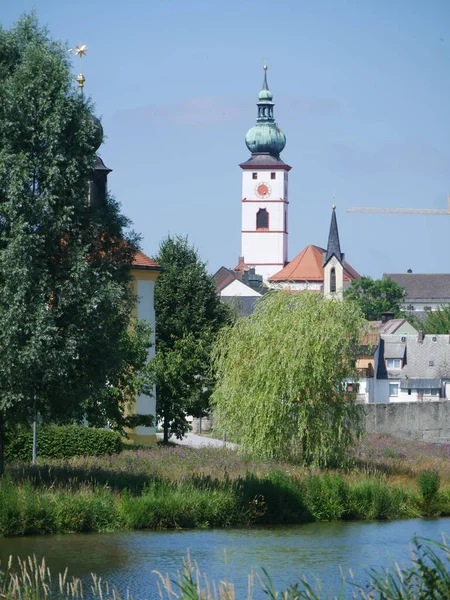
xmin=323 ymin=205 xmax=343 ymax=266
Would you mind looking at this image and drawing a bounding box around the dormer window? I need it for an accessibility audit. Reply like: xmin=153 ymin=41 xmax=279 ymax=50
xmin=386 ymin=358 xmax=402 ymax=369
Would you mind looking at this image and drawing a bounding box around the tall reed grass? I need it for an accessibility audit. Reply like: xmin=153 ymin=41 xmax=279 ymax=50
xmin=1 ymin=466 xmax=447 ymax=536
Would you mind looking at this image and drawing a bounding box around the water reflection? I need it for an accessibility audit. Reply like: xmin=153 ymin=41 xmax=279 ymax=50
xmin=1 ymin=519 xmax=449 ymax=599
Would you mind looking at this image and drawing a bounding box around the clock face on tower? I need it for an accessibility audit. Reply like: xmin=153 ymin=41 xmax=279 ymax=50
xmin=255 ymin=182 xmax=271 ymax=199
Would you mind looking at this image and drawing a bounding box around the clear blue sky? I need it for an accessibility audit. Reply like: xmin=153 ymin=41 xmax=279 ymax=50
xmin=4 ymin=0 xmax=450 ymax=278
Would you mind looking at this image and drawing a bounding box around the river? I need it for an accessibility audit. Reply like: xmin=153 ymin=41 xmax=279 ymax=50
xmin=1 ymin=518 xmax=449 ymax=599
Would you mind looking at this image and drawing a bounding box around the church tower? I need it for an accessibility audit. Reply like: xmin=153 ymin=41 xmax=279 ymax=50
xmin=239 ymin=65 xmax=291 ymax=281
xmin=323 ymin=206 xmax=345 ymax=299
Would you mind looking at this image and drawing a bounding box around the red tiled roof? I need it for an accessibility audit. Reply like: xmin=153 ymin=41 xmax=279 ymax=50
xmin=268 ymin=244 xmax=359 ymax=283
xmin=132 ymin=250 xmax=162 ymax=270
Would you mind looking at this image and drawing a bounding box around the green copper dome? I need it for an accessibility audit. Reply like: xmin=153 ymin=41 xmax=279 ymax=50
xmin=245 ymin=66 xmax=286 ymax=157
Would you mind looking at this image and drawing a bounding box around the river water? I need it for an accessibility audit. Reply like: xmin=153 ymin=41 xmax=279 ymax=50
xmin=1 ymin=518 xmax=449 ymax=599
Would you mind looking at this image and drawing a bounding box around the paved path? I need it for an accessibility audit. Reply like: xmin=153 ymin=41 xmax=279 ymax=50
xmin=157 ymin=432 xmax=238 ymax=450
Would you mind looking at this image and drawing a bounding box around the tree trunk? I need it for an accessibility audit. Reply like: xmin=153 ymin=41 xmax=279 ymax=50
xmin=0 ymin=412 xmax=5 ymax=476
xmin=163 ymin=416 xmax=170 ymax=444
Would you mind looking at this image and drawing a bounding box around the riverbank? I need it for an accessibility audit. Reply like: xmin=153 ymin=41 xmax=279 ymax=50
xmin=1 ymin=434 xmax=449 ymax=536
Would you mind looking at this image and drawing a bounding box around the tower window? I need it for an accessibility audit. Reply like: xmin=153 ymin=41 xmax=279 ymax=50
xmin=271 ymin=172 xmax=276 ymax=180
xmin=252 ymin=173 xmax=258 ymax=180
xmin=256 ymin=208 xmax=269 ymax=230
xmin=330 ymin=267 xmax=336 ymax=293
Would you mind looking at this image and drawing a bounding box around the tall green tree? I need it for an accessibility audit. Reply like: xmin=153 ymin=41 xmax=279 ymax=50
xmin=422 ymin=305 xmax=450 ymax=335
xmin=153 ymin=235 xmax=231 ymax=442
xmin=212 ymin=292 xmax=365 ymax=466
xmin=344 ymin=276 xmax=406 ymax=320
xmin=0 ymin=15 xmax=147 ymax=473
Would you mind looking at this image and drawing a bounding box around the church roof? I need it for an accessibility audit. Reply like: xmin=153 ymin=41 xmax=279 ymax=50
xmin=268 ymin=244 xmax=359 ymax=283
xmin=323 ymin=207 xmax=343 ymax=266
xmin=132 ymin=250 xmax=162 ymax=270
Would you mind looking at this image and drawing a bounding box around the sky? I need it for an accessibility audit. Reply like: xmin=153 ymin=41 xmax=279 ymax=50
xmin=3 ymin=0 xmax=450 ymax=278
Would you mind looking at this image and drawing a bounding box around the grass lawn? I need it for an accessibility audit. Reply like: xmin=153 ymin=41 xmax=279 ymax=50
xmin=1 ymin=434 xmax=449 ymax=536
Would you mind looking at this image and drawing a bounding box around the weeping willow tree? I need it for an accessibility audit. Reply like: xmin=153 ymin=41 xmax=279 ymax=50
xmin=211 ymin=291 xmax=366 ymax=466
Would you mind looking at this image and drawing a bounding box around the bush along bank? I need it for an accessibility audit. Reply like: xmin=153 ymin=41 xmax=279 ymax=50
xmin=5 ymin=425 xmax=122 ymax=462
xmin=1 ymin=468 xmax=449 ymax=536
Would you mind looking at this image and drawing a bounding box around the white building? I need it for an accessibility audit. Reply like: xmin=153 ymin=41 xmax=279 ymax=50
xmin=383 ymin=272 xmax=450 ymax=318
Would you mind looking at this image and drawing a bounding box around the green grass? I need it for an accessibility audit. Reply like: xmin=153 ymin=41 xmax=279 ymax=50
xmin=1 ymin=435 xmax=450 ymax=536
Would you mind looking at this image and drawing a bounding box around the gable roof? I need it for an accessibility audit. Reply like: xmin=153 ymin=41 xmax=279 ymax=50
xmin=377 ymin=333 xmax=450 ymax=380
xmin=323 ymin=208 xmax=343 ymax=266
xmin=384 ymin=273 xmax=450 ymax=301
xmin=132 ymin=250 xmax=162 ymax=270
xmin=269 ymin=244 xmax=359 ymax=283
xmin=370 ymin=318 xmax=418 ymax=335
xmin=213 ymin=266 xmax=236 ymax=291
xmin=213 ymin=266 xmax=261 ymax=296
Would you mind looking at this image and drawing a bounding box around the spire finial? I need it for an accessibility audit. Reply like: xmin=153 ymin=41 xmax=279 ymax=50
xmin=332 ymin=193 xmax=336 ymax=210
xmin=262 ymin=59 xmax=268 ymax=90
xmin=69 ymin=43 xmax=87 ymax=91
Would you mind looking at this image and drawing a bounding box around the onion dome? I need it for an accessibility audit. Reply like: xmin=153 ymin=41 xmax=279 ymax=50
xmin=91 ymin=115 xmax=104 ymax=152
xmin=245 ymin=64 xmax=286 ymax=157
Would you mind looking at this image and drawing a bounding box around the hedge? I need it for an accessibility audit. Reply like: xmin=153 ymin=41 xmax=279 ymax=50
xmin=5 ymin=424 xmax=122 ymax=462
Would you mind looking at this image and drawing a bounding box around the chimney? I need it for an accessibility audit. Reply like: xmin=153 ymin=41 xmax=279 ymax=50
xmin=418 ymin=329 xmax=424 ymax=344
xmin=381 ymin=311 xmax=395 ymax=324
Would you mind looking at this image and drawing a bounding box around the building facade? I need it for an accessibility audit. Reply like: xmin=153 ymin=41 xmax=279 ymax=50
xmin=240 ymin=66 xmax=291 ymax=280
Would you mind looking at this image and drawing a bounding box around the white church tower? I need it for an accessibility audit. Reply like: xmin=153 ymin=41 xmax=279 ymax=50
xmin=239 ymin=65 xmax=291 ymax=281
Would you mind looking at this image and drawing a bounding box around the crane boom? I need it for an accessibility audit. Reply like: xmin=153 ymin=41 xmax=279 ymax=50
xmin=347 ymin=207 xmax=450 ymax=215
xmin=347 ymin=195 xmax=450 ymax=215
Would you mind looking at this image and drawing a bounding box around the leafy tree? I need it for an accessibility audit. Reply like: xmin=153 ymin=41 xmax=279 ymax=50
xmin=422 ymin=305 xmax=450 ymax=335
xmin=153 ymin=235 xmax=231 ymax=442
xmin=211 ymin=292 xmax=365 ymax=466
xmin=344 ymin=276 xmax=406 ymax=320
xmin=0 ymin=15 xmax=148 ymax=473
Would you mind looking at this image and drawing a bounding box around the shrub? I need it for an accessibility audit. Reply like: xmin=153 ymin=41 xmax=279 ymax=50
xmin=418 ymin=469 xmax=440 ymax=504
xmin=5 ymin=424 xmax=122 ymax=462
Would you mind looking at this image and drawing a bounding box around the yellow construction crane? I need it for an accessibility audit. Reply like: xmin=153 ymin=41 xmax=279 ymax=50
xmin=347 ymin=194 xmax=450 ymax=215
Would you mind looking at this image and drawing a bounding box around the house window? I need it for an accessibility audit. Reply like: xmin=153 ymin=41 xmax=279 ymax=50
xmin=256 ymin=208 xmax=269 ymax=229
xmin=330 ymin=267 xmax=336 ymax=293
xmin=252 ymin=173 xmax=258 ymax=180
xmin=346 ymin=382 xmax=360 ymax=393
xmin=407 ymin=304 xmax=415 ymax=311
xmin=389 ymin=383 xmax=399 ymax=396
xmin=423 ymin=389 xmax=440 ymax=396
xmin=271 ymin=172 xmax=276 ymax=180
xmin=424 ymin=306 xmax=432 ymax=312
xmin=386 ymin=358 xmax=402 ymax=369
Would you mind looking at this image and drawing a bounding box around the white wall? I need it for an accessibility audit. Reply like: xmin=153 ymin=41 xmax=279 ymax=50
xmin=220 ymin=279 xmax=261 ymax=297
xmin=135 ymin=278 xmax=156 ymax=437
xmin=241 ymin=168 xmax=288 ymax=280
xmin=323 ymin=256 xmax=344 ymax=299
xmin=268 ymin=281 xmax=322 ymax=291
